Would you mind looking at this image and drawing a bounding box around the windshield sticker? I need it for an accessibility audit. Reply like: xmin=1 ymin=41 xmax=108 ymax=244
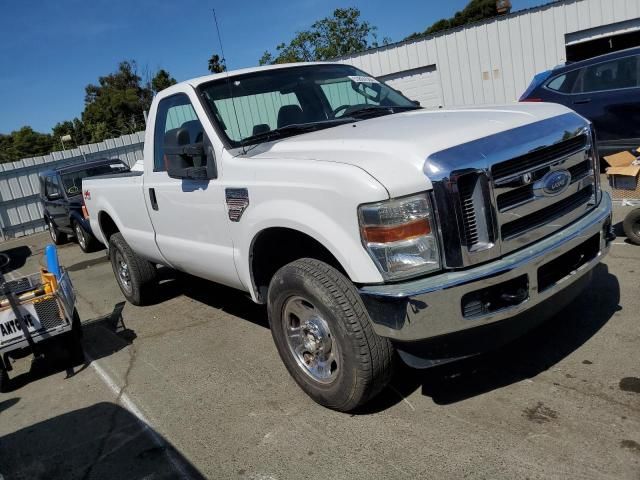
xmin=348 ymin=75 xmax=379 ymax=84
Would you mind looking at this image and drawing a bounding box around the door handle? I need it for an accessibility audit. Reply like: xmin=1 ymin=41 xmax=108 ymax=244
xmin=149 ymin=188 xmax=159 ymax=211
xmin=573 ymin=98 xmax=591 ymax=105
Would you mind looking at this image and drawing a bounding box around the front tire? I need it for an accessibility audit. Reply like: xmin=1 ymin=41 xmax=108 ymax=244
xmin=267 ymin=258 xmax=394 ymax=412
xmin=623 ymin=209 xmax=640 ymax=245
xmin=109 ymin=233 xmax=157 ymax=306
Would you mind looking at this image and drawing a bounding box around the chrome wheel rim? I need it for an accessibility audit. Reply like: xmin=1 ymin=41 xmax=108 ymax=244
xmin=75 ymin=223 xmax=86 ymax=249
xmin=48 ymin=220 xmax=57 ymax=242
xmin=282 ymin=296 xmax=339 ymax=384
xmin=114 ymin=250 xmax=132 ymax=293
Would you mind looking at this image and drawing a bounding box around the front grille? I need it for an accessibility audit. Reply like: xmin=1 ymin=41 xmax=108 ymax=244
xmin=567 ymin=160 xmax=591 ymax=181
xmin=501 ymin=185 xmax=593 ymax=240
xmin=496 ymin=185 xmax=533 ymax=211
xmin=491 ymin=134 xmax=587 ymax=180
xmin=458 ymin=177 xmax=479 ymax=248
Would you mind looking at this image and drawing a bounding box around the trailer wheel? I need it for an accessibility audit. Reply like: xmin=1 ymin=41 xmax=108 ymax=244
xmin=623 ymin=209 xmax=640 ymax=245
xmin=0 ymin=367 xmax=9 ymax=393
xmin=267 ymin=258 xmax=394 ymax=412
xmin=109 ymin=233 xmax=157 ymax=306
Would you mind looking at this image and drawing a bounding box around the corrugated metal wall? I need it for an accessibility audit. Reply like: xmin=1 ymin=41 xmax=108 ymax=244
xmin=338 ymin=0 xmax=640 ymax=107
xmin=0 ymin=131 xmax=145 ymax=239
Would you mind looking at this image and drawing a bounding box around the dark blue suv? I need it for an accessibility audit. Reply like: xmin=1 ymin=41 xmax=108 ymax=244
xmin=520 ymin=47 xmax=640 ymax=157
xmin=39 ymin=158 xmax=129 ymax=252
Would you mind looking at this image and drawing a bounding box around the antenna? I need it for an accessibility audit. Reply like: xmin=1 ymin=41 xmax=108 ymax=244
xmin=212 ymin=8 xmax=245 ymax=153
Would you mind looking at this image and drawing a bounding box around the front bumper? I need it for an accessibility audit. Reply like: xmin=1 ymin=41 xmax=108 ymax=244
xmin=359 ymin=192 xmax=613 ymax=345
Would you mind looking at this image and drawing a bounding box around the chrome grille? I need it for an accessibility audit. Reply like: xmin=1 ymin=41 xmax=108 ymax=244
xmin=425 ymin=113 xmax=598 ymax=268
xmin=491 ymin=134 xmax=587 ymax=180
xmin=458 ymin=178 xmax=479 ymax=248
xmin=493 ymin=134 xmax=596 ymax=253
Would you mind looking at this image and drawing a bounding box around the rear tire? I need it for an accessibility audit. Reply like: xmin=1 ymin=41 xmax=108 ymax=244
xmin=623 ymin=209 xmax=640 ymax=245
xmin=267 ymin=258 xmax=394 ymax=412
xmin=47 ymin=218 xmax=66 ymax=245
xmin=109 ymin=233 xmax=157 ymax=306
xmin=74 ymin=221 xmax=99 ymax=253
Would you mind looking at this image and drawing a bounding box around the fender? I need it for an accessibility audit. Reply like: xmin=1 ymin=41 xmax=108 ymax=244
xmin=235 ymin=199 xmax=385 ymax=302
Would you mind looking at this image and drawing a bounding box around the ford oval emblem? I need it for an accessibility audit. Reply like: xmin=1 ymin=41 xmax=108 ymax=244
xmin=540 ymin=170 xmax=571 ymax=196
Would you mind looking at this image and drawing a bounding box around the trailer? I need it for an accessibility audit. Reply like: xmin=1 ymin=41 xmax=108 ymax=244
xmin=0 ymin=247 xmax=82 ymax=392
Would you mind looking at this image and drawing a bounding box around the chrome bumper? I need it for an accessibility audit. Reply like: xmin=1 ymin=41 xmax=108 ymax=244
xmin=359 ymin=192 xmax=613 ymax=342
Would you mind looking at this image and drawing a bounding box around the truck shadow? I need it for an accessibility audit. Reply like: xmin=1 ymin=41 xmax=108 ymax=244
xmin=153 ymin=268 xmax=269 ymax=329
xmin=0 ymin=402 xmax=206 ymax=480
xmin=358 ymin=263 xmax=621 ymax=413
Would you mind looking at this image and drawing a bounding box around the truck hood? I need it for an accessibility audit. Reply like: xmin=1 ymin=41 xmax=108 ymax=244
xmin=246 ymin=103 xmax=576 ymax=197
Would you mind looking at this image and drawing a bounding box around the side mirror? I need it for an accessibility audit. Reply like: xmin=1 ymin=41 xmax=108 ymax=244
xmin=164 ymin=142 xmax=217 ymax=180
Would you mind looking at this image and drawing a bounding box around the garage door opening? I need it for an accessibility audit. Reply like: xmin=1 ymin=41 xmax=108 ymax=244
xmin=378 ymin=65 xmax=442 ymax=109
xmin=566 ymin=28 xmax=640 ymax=62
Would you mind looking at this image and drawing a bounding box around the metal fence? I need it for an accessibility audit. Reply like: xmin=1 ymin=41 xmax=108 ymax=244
xmin=0 ymin=131 xmax=145 ymax=240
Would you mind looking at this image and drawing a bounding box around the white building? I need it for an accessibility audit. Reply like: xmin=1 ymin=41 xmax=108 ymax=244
xmin=337 ymin=0 xmax=640 ymax=108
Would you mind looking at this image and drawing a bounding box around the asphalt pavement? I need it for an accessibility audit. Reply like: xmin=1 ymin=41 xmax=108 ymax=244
xmin=0 ymin=207 xmax=638 ymax=479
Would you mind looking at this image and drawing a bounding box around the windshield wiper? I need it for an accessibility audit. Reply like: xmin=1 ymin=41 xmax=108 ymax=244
xmin=345 ymin=105 xmax=421 ymax=119
xmin=240 ymin=119 xmax=353 ymax=147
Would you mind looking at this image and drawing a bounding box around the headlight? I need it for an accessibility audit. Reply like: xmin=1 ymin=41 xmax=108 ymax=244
xmin=358 ymin=193 xmax=440 ymax=280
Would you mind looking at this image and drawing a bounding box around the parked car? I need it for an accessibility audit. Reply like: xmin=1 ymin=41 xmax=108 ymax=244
xmin=520 ymin=47 xmax=640 ymax=158
xmin=39 ymin=159 xmax=129 ymax=252
xmin=83 ymin=63 xmax=614 ymax=411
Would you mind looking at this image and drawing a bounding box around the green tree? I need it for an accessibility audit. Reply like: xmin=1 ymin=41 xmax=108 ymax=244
xmin=81 ymin=61 xmax=152 ymax=142
xmin=0 ymin=127 xmax=54 ymax=162
xmin=208 ymin=54 xmax=226 ymax=73
xmin=259 ymin=8 xmax=381 ymax=65
xmin=405 ymin=0 xmax=501 ymax=41
xmin=151 ymin=69 xmax=177 ymax=93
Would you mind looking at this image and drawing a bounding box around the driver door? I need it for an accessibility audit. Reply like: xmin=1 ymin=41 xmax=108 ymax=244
xmin=143 ymin=93 xmax=241 ymax=289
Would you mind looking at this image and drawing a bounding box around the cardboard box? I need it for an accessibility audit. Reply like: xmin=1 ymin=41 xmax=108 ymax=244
xmin=604 ymin=150 xmax=640 ymax=198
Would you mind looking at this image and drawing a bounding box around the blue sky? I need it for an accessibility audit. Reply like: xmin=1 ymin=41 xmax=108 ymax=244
xmin=0 ymin=0 xmax=546 ymax=134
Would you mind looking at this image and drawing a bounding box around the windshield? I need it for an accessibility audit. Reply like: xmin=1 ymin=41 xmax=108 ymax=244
xmin=60 ymin=162 xmax=129 ymax=196
xmin=199 ymin=64 xmax=418 ymax=147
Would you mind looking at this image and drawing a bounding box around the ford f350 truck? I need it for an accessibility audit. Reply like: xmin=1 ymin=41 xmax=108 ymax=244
xmin=82 ymin=63 xmax=614 ymax=411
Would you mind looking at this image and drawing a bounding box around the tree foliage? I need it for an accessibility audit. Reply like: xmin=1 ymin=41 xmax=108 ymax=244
xmin=151 ymin=69 xmax=177 ymax=94
xmin=259 ymin=8 xmax=385 ymax=65
xmin=208 ymin=54 xmax=226 ymax=73
xmin=0 ymin=127 xmax=54 ymax=163
xmin=81 ymin=61 xmax=152 ymax=142
xmin=405 ymin=0 xmax=501 ymax=41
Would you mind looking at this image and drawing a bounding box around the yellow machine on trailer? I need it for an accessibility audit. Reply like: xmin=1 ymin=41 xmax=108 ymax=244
xmin=0 ymin=246 xmax=82 ymax=392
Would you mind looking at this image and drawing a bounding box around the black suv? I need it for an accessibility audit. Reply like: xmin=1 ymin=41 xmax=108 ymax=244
xmin=39 ymin=159 xmax=129 ymax=252
xmin=520 ymin=47 xmax=640 ymax=157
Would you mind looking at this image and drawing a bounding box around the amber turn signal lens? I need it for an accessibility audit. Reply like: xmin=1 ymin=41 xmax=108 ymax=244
xmin=81 ymin=205 xmax=90 ymax=219
xmin=362 ymin=219 xmax=431 ymax=244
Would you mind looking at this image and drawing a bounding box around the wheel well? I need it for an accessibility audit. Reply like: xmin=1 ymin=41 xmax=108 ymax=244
xmin=250 ymin=227 xmax=347 ymax=303
xmin=98 ymin=212 xmax=119 ymax=243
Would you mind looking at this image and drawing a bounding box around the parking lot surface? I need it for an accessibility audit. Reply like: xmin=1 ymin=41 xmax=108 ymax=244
xmin=0 ymin=208 xmax=639 ymax=480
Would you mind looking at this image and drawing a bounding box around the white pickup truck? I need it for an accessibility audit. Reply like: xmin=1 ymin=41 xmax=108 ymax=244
xmin=83 ymin=62 xmax=614 ymax=411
